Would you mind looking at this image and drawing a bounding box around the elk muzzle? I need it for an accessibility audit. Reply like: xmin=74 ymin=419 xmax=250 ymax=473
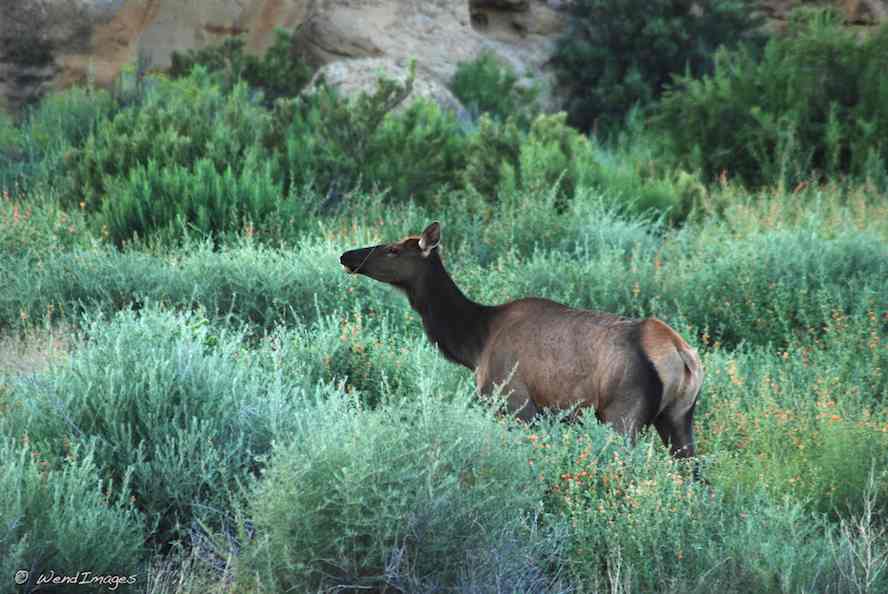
xmin=340 ymin=246 xmax=377 ymax=274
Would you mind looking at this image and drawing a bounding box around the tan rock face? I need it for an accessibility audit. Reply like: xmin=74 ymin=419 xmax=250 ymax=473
xmin=1 ymin=0 xmax=565 ymax=114
xmin=5 ymin=1 xmax=882 ymax=115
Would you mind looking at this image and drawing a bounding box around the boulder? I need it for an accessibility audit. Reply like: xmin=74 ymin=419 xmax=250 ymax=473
xmin=304 ymin=57 xmax=468 ymax=120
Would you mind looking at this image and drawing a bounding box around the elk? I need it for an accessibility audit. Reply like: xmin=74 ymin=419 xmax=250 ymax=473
xmin=340 ymin=222 xmax=704 ymax=462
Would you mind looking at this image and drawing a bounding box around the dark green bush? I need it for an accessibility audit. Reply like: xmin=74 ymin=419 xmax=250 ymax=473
xmin=0 ymin=86 xmax=115 ymax=194
xmin=66 ymin=69 xmax=270 ymax=211
xmin=463 ymin=112 xmax=583 ymax=206
xmin=276 ymin=65 xmax=413 ymax=199
xmin=277 ymin=63 xmax=467 ymax=206
xmin=64 ymin=68 xmax=278 ymax=243
xmin=507 ymin=112 xmax=585 ymax=207
xmin=169 ymin=29 xmax=313 ymax=104
xmin=575 ymin=133 xmax=707 ymax=223
xmin=462 ymin=113 xmax=523 ymax=202
xmin=555 ymin=0 xmax=763 ymax=132
xmin=654 ymin=8 xmax=888 ymax=187
xmin=98 ymin=148 xmax=281 ymax=246
xmin=0 ymin=438 xmax=145 ymax=590
xmin=450 ymin=50 xmax=538 ymax=124
xmin=368 ymin=98 xmax=468 ymax=204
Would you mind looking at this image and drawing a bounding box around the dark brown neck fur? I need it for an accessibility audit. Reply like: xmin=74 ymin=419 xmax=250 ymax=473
xmin=402 ymin=252 xmax=493 ymax=370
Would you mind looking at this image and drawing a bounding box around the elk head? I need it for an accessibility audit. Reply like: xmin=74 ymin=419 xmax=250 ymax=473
xmin=340 ymin=222 xmax=441 ymax=289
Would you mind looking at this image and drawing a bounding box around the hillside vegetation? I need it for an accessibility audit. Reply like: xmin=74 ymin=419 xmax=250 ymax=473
xmin=1 ymin=7 xmax=886 ymax=594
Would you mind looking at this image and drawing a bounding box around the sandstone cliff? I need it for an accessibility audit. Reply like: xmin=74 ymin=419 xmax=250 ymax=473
xmin=1 ymin=0 xmax=886 ymax=114
xmin=0 ymin=0 xmax=564 ymax=114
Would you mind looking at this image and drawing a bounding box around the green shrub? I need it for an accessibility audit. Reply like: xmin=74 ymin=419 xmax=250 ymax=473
xmin=63 ymin=68 xmax=278 ymax=243
xmin=98 ymin=147 xmax=281 ymax=246
xmin=0 ymin=110 xmax=22 ymax=190
xmin=66 ymin=68 xmax=271 ymax=211
xmin=462 ymin=113 xmax=524 ymax=202
xmin=655 ymin=8 xmax=888 ymax=187
xmin=555 ymin=0 xmax=764 ymax=132
xmin=0 ymin=233 xmax=415 ymax=338
xmin=464 ymin=112 xmax=583 ymax=206
xmin=573 ymin=119 xmax=708 ymax=222
xmin=0 ymin=192 xmax=93 ymax=256
xmin=661 ymin=230 xmax=887 ymax=347
xmin=699 ymin=310 xmax=888 ymax=518
xmin=0 ymin=86 xmax=115 ymax=194
xmin=0 ymin=437 xmax=144 ymax=590
xmin=528 ymin=420 xmax=844 ymax=593
xmin=169 ymin=29 xmax=313 ymax=104
xmin=3 ymin=201 xmax=884 ymax=351
xmin=274 ymin=64 xmax=468 ymax=207
xmin=368 ymin=98 xmax=468 ymax=205
xmin=502 ymin=112 xmax=585 ymax=209
xmin=1 ymin=308 xmax=315 ymax=547
xmin=239 ymin=385 xmax=564 ymax=592
xmin=458 ymin=227 xmax=886 ymax=350
xmin=272 ymin=310 xmax=428 ymax=409
xmin=450 ymin=50 xmax=538 ymax=124
xmin=277 ymin=65 xmax=413 ymax=198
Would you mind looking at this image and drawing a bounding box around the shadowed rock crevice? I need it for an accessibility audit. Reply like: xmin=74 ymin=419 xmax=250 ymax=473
xmin=0 ymin=0 xmax=123 ymax=112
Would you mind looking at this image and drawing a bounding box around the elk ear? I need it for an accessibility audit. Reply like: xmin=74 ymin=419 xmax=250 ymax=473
xmin=418 ymin=221 xmax=441 ymax=257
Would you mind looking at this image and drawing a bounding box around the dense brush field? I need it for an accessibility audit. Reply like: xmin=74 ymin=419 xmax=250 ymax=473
xmin=2 ymin=5 xmax=888 ymax=593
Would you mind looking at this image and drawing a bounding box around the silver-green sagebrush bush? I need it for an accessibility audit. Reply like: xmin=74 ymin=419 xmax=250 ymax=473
xmin=0 ymin=194 xmax=885 ymax=591
xmin=0 ymin=438 xmax=145 ymax=591
xmin=0 ymin=308 xmax=319 ymax=547
xmin=235 ymin=384 xmax=568 ymax=593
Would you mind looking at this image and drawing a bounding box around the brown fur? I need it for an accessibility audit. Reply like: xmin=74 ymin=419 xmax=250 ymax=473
xmin=341 ymin=223 xmax=704 ymax=462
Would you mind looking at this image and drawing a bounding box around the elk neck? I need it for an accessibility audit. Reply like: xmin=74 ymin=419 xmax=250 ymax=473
xmin=402 ymin=252 xmax=494 ymax=371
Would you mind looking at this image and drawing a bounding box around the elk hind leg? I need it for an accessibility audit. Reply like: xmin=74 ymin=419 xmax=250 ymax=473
xmin=653 ymin=403 xmax=701 ymax=479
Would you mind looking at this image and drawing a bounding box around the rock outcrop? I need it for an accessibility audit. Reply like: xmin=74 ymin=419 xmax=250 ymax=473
xmin=2 ymin=1 xmax=886 ymax=115
xmin=0 ymin=0 xmax=565 ymax=114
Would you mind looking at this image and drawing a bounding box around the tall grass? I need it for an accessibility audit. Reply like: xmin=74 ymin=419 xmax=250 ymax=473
xmin=3 ymin=190 xmax=883 ymax=354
